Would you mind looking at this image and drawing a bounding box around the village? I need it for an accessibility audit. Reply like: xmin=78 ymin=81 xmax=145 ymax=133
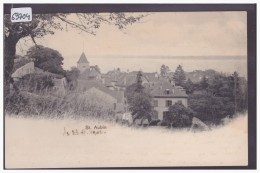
xmin=10 ymin=50 xmax=203 ymax=127
xmin=8 ymin=43 xmax=248 ymax=131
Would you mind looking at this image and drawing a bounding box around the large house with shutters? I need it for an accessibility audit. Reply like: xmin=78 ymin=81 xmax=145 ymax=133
xmin=148 ymin=79 xmax=188 ymax=121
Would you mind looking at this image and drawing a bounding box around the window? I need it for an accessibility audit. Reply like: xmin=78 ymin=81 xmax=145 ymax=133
xmin=165 ymin=89 xmax=170 ymax=94
xmin=166 ymin=100 xmax=172 ymax=107
xmin=153 ymin=100 xmax=158 ymax=107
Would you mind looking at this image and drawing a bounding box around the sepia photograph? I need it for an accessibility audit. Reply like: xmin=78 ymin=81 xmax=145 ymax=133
xmin=3 ymin=4 xmax=256 ymax=169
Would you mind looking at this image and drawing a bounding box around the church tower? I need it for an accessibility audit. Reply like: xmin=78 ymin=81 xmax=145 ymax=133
xmin=77 ymin=52 xmax=89 ymax=73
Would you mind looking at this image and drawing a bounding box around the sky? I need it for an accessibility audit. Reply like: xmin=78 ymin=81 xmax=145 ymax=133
xmin=16 ymin=12 xmax=247 ymax=76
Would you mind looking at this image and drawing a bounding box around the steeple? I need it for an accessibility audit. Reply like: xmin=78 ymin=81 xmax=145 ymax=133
xmin=77 ymin=52 xmax=89 ymax=73
xmin=77 ymin=52 xmax=89 ymax=63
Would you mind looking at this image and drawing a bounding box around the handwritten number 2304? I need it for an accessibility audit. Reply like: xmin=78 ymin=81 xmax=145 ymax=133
xmin=12 ymin=12 xmax=31 ymax=21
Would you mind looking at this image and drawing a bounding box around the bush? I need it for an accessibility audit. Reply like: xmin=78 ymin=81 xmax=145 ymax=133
xmin=15 ymin=73 xmax=54 ymax=92
xmin=171 ymin=114 xmax=192 ymax=127
xmin=188 ymin=91 xmax=234 ymax=124
xmin=5 ymin=91 xmax=115 ymax=121
xmin=5 ymin=92 xmax=29 ymax=115
xmin=165 ymin=101 xmax=194 ymax=128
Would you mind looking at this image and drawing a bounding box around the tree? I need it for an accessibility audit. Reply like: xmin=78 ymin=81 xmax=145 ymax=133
xmin=166 ymin=101 xmax=194 ymax=128
xmin=229 ymin=72 xmax=247 ymax=113
xmin=232 ymin=72 xmax=238 ymax=113
xmin=188 ymin=91 xmax=231 ymax=124
xmin=135 ymin=71 xmax=144 ymax=92
xmin=26 ymin=45 xmax=65 ymax=75
xmin=128 ymin=92 xmax=153 ymax=121
xmin=173 ymin=65 xmax=186 ymax=87
xmin=93 ymin=65 xmax=101 ymax=73
xmin=160 ymin=64 xmax=170 ymax=77
xmin=125 ymin=71 xmax=153 ymax=121
xmin=184 ymin=78 xmax=194 ymax=94
xmin=4 ymin=12 xmax=146 ymax=100
xmin=188 ymin=71 xmax=248 ymax=125
xmin=65 ymin=67 xmax=80 ymax=90
xmin=199 ymin=76 xmax=209 ymax=90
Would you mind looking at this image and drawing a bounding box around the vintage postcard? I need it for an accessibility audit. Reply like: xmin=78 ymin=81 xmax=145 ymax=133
xmin=3 ymin=4 xmax=256 ymax=169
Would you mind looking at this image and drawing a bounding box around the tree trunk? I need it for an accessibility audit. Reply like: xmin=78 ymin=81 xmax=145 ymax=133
xmin=4 ymin=35 xmax=18 ymax=101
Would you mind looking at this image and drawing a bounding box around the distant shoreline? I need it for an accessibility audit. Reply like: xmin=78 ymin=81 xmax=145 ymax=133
xmin=85 ymin=55 xmax=247 ymax=60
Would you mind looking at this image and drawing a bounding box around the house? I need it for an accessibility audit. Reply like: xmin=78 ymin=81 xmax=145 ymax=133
xmin=102 ymin=70 xmax=188 ymax=121
xmin=77 ymin=52 xmax=101 ymax=80
xmin=11 ymin=61 xmax=67 ymax=95
xmin=77 ymin=80 xmax=126 ymax=113
xmin=101 ymin=71 xmax=159 ymax=91
xmin=148 ymin=79 xmax=188 ymax=121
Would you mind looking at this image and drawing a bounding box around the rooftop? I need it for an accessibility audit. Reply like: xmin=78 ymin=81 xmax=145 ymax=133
xmin=77 ymin=52 xmax=89 ymax=63
xmin=77 ymin=80 xmax=124 ymax=103
xmin=149 ymin=80 xmax=188 ymax=98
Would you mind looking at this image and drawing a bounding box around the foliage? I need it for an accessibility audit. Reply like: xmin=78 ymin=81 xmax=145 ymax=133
xmin=199 ymin=76 xmax=209 ymax=90
xmin=125 ymin=71 xmax=153 ymax=120
xmin=65 ymin=67 xmax=80 ymax=90
xmin=188 ymin=92 xmax=233 ymax=124
xmin=5 ymin=91 xmax=115 ymax=120
xmin=125 ymin=83 xmax=137 ymax=102
xmin=186 ymin=69 xmax=218 ymax=84
xmin=135 ymin=71 xmax=145 ymax=92
xmin=15 ymin=73 xmax=54 ymax=92
xmin=188 ymin=72 xmax=247 ymax=124
xmin=93 ymin=65 xmax=101 ymax=73
xmin=183 ymin=78 xmax=194 ymax=94
xmin=173 ymin=65 xmax=186 ymax=87
xmin=4 ymin=12 xmax=146 ymax=100
xmin=165 ymin=101 xmax=194 ymax=127
xmin=26 ymin=45 xmax=65 ymax=75
xmin=4 ymin=13 xmax=146 ymax=41
xmin=160 ymin=64 xmax=170 ymax=77
xmin=5 ymin=92 xmax=29 ymax=115
xmin=128 ymin=92 xmax=153 ymax=120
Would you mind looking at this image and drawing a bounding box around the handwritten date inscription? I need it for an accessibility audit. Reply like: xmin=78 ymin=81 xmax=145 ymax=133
xmin=63 ymin=125 xmax=107 ymax=136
